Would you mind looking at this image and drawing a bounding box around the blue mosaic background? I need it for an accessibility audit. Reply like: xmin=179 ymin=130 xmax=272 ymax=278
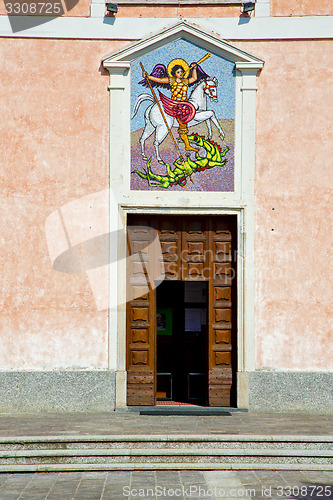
xmin=130 ymin=38 xmax=235 ymax=192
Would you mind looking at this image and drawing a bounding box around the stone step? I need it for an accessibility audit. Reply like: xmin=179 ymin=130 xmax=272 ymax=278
xmin=0 ymin=434 xmax=331 ymax=471
xmin=1 ymin=434 xmax=331 ymax=443
xmin=2 ymin=463 xmax=333 ymax=472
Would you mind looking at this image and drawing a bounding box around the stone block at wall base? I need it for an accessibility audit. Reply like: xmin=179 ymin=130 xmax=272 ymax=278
xmin=0 ymin=371 xmax=115 ymax=413
xmin=249 ymin=371 xmax=333 ymax=413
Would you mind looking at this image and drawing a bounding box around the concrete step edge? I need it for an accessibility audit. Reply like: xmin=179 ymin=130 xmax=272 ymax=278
xmin=1 ymin=444 xmax=330 ymax=452
xmin=0 ymin=448 xmax=332 ymax=457
xmin=0 ymin=463 xmax=332 ymax=472
xmin=0 ymin=434 xmax=331 ymax=443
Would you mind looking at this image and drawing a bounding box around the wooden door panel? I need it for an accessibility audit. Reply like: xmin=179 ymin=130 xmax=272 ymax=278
xmin=155 ymin=217 xmax=182 ymax=280
xmin=215 ymin=329 xmax=231 ymax=344
xmin=126 ymin=218 xmax=156 ymax=406
xmin=181 ymin=218 xmax=209 ymax=281
xmin=208 ymin=218 xmax=234 ymax=407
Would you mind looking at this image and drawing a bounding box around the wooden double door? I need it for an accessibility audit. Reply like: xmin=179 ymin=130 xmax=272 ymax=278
xmin=126 ymin=215 xmax=237 ymax=407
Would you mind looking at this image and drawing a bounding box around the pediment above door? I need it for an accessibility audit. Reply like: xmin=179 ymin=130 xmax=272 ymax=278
xmin=103 ymin=20 xmax=264 ymax=68
xmin=102 ymin=20 xmax=263 ymax=201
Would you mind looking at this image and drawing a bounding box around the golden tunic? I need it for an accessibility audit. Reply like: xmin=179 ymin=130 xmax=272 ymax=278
xmin=170 ymin=77 xmax=189 ymax=102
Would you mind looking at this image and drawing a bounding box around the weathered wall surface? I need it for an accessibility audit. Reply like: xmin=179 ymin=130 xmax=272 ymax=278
xmin=271 ymin=0 xmax=333 ymax=17
xmin=0 ymin=3 xmax=240 ymax=18
xmin=2 ymin=0 xmax=333 ymax=18
xmin=114 ymin=5 xmax=241 ymax=18
xmin=0 ymin=36 xmax=332 ymax=376
xmin=0 ymin=39 xmax=127 ymax=370
xmin=237 ymin=39 xmax=333 ymax=371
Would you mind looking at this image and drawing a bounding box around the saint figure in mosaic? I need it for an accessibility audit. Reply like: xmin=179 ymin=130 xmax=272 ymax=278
xmin=131 ymin=41 xmax=235 ymax=191
xmin=140 ymin=57 xmax=209 ymax=152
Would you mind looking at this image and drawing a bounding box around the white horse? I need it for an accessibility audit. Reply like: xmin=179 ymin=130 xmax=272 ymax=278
xmin=132 ymin=77 xmax=225 ymax=163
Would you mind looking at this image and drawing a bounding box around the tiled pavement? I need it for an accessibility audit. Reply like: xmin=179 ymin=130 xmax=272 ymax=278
xmin=0 ymin=411 xmax=332 ymax=437
xmin=0 ymin=470 xmax=332 ymax=499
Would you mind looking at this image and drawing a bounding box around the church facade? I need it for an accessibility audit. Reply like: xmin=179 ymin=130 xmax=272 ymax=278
xmin=0 ymin=1 xmax=332 ymax=412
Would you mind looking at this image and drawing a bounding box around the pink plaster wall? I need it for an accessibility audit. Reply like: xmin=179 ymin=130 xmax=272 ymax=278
xmin=0 ymin=37 xmax=332 ymax=372
xmin=237 ymin=40 xmax=333 ymax=370
xmin=271 ymin=0 xmax=333 ymax=17
xmin=0 ymin=39 xmax=128 ymax=369
xmin=2 ymin=0 xmax=332 ymax=17
xmin=115 ymin=5 xmax=240 ymax=18
xmin=0 ymin=2 xmax=239 ymax=17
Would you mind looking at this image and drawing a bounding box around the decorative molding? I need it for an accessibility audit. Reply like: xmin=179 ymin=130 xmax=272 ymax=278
xmin=235 ymin=62 xmax=264 ymax=70
xmin=102 ymin=20 xmax=264 ymax=206
xmin=104 ymin=62 xmax=131 ymax=70
xmin=1 ymin=16 xmax=333 ymax=40
xmin=103 ymin=21 xmax=264 ymax=67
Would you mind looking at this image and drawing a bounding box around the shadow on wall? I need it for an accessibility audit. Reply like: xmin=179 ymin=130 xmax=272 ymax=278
xmin=45 ymin=189 xmax=165 ymax=311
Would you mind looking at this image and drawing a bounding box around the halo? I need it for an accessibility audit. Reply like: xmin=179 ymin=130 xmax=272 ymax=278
xmin=167 ymin=58 xmax=189 ymax=78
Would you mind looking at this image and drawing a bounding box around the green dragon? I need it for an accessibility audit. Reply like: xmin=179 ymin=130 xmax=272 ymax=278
xmin=132 ymin=134 xmax=229 ymax=188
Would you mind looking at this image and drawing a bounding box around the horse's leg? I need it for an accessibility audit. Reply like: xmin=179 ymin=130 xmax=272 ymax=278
xmin=206 ymin=118 xmax=213 ymax=139
xmin=154 ymin=123 xmax=169 ymax=164
xmin=140 ymin=122 xmax=155 ymax=160
xmin=207 ymin=110 xmax=225 ymax=139
xmin=139 ymin=106 xmax=155 ymax=160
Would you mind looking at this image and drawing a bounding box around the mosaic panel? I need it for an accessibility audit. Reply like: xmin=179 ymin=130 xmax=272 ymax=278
xmin=130 ymin=39 xmax=235 ymax=191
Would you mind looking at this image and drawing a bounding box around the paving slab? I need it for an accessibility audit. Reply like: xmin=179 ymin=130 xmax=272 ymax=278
xmin=0 ymin=470 xmax=331 ymax=499
xmin=0 ymin=411 xmax=332 ymax=438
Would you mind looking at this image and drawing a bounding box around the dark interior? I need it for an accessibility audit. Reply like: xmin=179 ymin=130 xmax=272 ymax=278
xmin=156 ymin=280 xmax=208 ymax=406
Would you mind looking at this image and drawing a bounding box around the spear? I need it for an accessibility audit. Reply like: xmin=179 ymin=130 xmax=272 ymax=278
xmin=140 ymin=62 xmax=185 ymax=164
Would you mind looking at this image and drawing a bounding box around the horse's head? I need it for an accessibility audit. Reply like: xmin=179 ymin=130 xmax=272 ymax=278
xmin=203 ymin=77 xmax=218 ymax=102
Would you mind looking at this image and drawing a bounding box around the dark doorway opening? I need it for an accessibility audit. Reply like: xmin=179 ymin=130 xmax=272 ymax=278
xmin=156 ymin=280 xmax=208 ymax=406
